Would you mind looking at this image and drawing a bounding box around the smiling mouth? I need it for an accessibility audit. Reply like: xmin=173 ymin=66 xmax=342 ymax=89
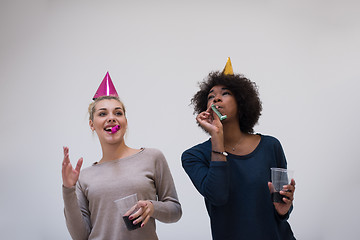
xmin=104 ymin=127 xmax=112 ymax=132
xmin=104 ymin=125 xmax=121 ymax=133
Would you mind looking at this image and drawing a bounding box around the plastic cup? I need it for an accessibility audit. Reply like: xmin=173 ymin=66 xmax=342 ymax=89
xmin=270 ymin=168 xmax=294 ymax=203
xmin=114 ymin=193 xmax=141 ymax=231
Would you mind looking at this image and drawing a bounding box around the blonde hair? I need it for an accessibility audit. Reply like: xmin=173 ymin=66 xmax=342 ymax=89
xmin=88 ymin=96 xmax=126 ymax=121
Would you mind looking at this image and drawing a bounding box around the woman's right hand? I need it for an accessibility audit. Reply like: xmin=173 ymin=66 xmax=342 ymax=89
xmin=196 ymin=105 xmax=223 ymax=136
xmin=62 ymin=146 xmax=83 ymax=188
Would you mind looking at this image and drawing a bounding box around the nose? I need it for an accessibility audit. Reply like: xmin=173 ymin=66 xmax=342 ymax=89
xmin=213 ymin=94 xmax=222 ymax=103
xmin=107 ymin=113 xmax=116 ymax=123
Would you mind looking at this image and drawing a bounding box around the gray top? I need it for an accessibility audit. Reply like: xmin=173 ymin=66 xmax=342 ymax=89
xmin=63 ymin=148 xmax=182 ymax=240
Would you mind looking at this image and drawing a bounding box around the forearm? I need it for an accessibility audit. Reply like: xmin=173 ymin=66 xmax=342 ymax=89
xmin=62 ymin=186 xmax=91 ymax=240
xmin=201 ymin=161 xmax=230 ymax=205
xmin=182 ymin=148 xmax=230 ymax=206
xmin=210 ymin=130 xmax=227 ymax=162
xmin=151 ymin=198 xmax=182 ymax=223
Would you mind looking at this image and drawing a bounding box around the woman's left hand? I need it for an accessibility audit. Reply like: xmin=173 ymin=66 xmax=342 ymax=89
xmin=268 ymin=179 xmax=296 ymax=216
xmin=128 ymin=200 xmax=154 ymax=228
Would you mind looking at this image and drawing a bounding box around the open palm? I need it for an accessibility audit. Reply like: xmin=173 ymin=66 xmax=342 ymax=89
xmin=62 ymin=146 xmax=83 ymax=188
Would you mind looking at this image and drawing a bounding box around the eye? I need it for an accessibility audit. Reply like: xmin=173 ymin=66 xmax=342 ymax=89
xmin=115 ymin=111 xmax=123 ymax=116
xmin=223 ymin=91 xmax=231 ymax=96
xmin=207 ymin=95 xmax=214 ymax=100
xmin=98 ymin=112 xmax=107 ymax=117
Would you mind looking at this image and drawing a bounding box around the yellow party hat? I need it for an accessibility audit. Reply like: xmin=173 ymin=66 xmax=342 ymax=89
xmin=222 ymin=57 xmax=234 ymax=75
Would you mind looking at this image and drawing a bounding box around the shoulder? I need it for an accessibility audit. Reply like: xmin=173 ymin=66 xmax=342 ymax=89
xmin=258 ymin=134 xmax=286 ymax=161
xmin=142 ymin=148 xmax=165 ymax=157
xmin=80 ymin=163 xmax=99 ymax=174
xmin=182 ymin=139 xmax=211 ymax=153
xmin=141 ymin=148 xmax=168 ymax=165
xmin=77 ymin=164 xmax=100 ymax=184
xmin=258 ymin=134 xmax=282 ymax=147
xmin=181 ymin=139 xmax=211 ymax=161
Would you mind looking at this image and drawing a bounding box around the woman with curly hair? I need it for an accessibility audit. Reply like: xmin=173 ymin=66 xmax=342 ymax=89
xmin=181 ymin=59 xmax=296 ymax=240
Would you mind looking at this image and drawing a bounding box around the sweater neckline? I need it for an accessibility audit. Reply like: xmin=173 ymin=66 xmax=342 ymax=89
xmin=92 ymin=147 xmax=145 ymax=166
xmin=225 ymin=134 xmax=263 ymax=159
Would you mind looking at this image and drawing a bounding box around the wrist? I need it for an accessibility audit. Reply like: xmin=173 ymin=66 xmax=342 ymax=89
xmin=62 ymin=183 xmax=75 ymax=188
xmin=212 ymin=150 xmax=228 ymax=156
xmin=211 ymin=134 xmax=224 ymax=147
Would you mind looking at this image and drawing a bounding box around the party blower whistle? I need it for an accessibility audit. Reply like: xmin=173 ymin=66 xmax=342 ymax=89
xmin=111 ymin=125 xmax=121 ymax=133
xmin=211 ymin=104 xmax=227 ymax=121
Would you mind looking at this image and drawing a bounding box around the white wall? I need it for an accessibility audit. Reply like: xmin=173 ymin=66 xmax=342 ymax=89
xmin=1 ymin=0 xmax=359 ymax=239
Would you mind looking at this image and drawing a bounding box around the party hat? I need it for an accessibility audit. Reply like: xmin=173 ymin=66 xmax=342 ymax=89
xmin=92 ymin=72 xmax=119 ymax=100
xmin=222 ymin=57 xmax=234 ymax=75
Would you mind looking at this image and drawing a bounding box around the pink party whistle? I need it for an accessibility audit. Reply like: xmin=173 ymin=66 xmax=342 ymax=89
xmin=111 ymin=125 xmax=121 ymax=133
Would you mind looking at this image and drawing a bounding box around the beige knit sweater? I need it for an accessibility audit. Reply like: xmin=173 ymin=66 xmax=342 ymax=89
xmin=63 ymin=148 xmax=182 ymax=240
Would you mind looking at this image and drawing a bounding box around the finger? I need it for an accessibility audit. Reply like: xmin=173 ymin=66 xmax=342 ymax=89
xmin=75 ymin=158 xmax=83 ymax=172
xmin=280 ymin=191 xmax=293 ymax=201
xmin=137 ymin=201 xmax=148 ymax=207
xmin=268 ymin=182 xmax=275 ymax=193
xmin=282 ymin=196 xmax=294 ymax=204
xmin=290 ymin=178 xmax=296 ymax=187
xmin=131 ymin=201 xmax=149 ymax=221
xmin=280 ymin=186 xmax=294 ymax=199
xmin=63 ymin=154 xmax=70 ymax=167
xmin=282 ymin=183 xmax=295 ymax=194
xmin=205 ymin=104 xmax=213 ymax=113
xmin=64 ymin=162 xmax=74 ymax=177
xmin=62 ymin=159 xmax=69 ymax=172
xmin=63 ymin=147 xmax=70 ymax=165
xmin=136 ymin=203 xmax=152 ymax=226
xmin=61 ymin=161 xmax=68 ymax=176
xmin=63 ymin=146 xmax=69 ymax=157
xmin=124 ymin=204 xmax=137 ymax=217
xmin=128 ymin=201 xmax=146 ymax=219
xmin=141 ymin=214 xmax=151 ymax=227
xmin=130 ymin=207 xmax=145 ymax=224
xmin=62 ymin=162 xmax=74 ymax=187
xmin=197 ymin=112 xmax=211 ymax=121
xmin=133 ymin=212 xmax=145 ymax=225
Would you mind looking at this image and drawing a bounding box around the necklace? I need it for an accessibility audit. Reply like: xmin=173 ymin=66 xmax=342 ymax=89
xmin=225 ymin=141 xmax=242 ymax=152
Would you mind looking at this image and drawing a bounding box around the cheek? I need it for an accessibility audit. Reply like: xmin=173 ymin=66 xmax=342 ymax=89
xmin=93 ymin=119 xmax=105 ymax=129
xmin=120 ymin=118 xmax=127 ymax=128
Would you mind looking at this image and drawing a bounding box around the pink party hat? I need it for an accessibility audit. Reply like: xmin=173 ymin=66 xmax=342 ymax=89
xmin=92 ymin=72 xmax=119 ymax=100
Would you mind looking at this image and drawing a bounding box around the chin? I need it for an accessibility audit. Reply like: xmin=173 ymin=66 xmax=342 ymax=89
xmin=99 ymin=135 xmax=123 ymax=145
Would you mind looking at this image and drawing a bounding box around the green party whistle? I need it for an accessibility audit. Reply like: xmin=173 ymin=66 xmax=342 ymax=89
xmin=211 ymin=104 xmax=227 ymax=121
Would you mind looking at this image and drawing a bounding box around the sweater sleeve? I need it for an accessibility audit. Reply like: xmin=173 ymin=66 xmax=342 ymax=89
xmin=150 ymin=150 xmax=182 ymax=223
xmin=62 ymin=184 xmax=91 ymax=240
xmin=181 ymin=144 xmax=230 ymax=206
xmin=273 ymin=137 xmax=293 ymax=221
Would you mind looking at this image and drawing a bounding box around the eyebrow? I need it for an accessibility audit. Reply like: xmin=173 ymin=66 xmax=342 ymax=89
xmin=96 ymin=107 xmax=123 ymax=112
xmin=208 ymin=87 xmax=229 ymax=94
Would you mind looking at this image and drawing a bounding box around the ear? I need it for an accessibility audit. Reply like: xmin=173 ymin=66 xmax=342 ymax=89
xmin=89 ymin=120 xmax=95 ymax=131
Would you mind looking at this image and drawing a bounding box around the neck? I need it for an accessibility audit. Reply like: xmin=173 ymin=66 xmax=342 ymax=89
xmin=223 ymin=121 xmax=244 ymax=145
xmin=224 ymin=122 xmax=248 ymax=148
xmin=99 ymin=140 xmax=131 ymax=163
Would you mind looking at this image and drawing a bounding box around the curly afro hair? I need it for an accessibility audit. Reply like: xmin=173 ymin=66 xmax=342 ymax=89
xmin=191 ymin=71 xmax=262 ymax=134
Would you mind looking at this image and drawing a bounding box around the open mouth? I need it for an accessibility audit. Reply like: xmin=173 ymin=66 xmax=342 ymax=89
xmin=104 ymin=127 xmax=113 ymax=132
xmin=104 ymin=125 xmax=121 ymax=133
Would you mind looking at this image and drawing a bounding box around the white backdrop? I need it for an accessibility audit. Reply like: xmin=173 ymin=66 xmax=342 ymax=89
xmin=1 ymin=0 xmax=359 ymax=239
